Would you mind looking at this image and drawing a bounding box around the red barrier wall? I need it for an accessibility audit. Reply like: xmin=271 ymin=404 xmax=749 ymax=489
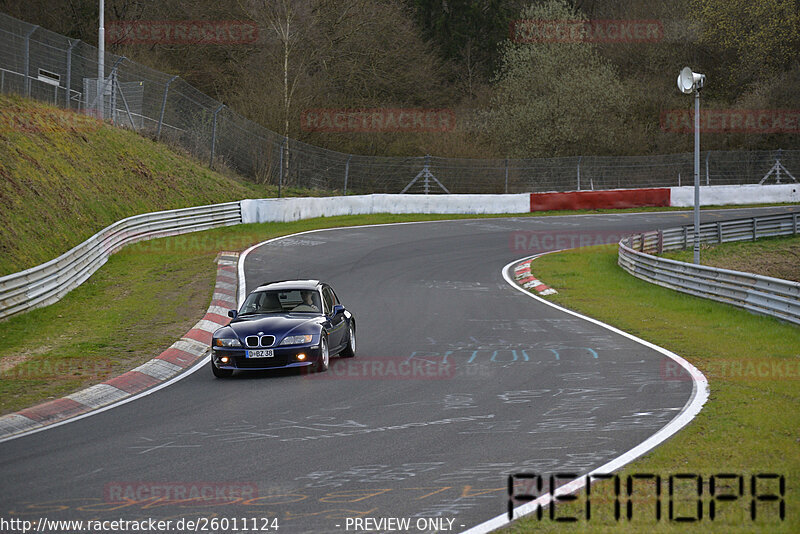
xmin=530 ymin=188 xmax=671 ymax=211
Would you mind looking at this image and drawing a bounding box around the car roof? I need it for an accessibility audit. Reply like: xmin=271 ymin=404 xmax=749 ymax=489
xmin=255 ymin=279 xmax=321 ymax=292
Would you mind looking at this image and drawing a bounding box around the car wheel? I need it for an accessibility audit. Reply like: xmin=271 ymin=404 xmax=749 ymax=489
xmin=211 ymin=359 xmax=233 ymax=378
xmin=340 ymin=323 xmax=356 ymax=358
xmin=316 ymin=336 xmax=329 ymax=372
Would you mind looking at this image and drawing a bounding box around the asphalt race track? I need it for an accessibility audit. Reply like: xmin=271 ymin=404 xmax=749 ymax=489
xmin=0 ymin=206 xmax=797 ymax=534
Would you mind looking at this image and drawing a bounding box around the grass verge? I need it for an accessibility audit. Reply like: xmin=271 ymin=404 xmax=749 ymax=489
xmin=661 ymin=234 xmax=800 ymax=282
xmin=505 ymin=245 xmax=799 ymax=533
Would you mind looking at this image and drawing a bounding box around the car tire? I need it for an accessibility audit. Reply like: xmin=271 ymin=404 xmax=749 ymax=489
xmin=316 ymin=336 xmax=330 ymax=372
xmin=211 ymin=359 xmax=233 ymax=378
xmin=340 ymin=323 xmax=356 ymax=358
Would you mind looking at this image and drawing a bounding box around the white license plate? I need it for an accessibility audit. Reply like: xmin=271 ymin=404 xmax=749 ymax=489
xmin=246 ymin=349 xmax=274 ymax=358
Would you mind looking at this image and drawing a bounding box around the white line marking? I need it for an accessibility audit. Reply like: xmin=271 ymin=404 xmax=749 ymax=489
xmin=459 ymin=253 xmax=709 ymax=534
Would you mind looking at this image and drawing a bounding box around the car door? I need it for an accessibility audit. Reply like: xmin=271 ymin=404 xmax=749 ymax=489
xmin=322 ymin=285 xmax=346 ymax=349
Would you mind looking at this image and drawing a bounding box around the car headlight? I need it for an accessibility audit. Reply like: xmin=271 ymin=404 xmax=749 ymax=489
xmin=214 ymin=338 xmax=242 ymax=347
xmin=280 ymin=334 xmax=314 ymax=346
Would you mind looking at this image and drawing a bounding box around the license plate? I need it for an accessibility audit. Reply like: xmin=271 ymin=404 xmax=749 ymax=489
xmin=246 ymin=349 xmax=274 ymax=358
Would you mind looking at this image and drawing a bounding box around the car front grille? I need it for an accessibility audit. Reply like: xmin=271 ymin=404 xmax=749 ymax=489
xmin=245 ymin=335 xmax=276 ymax=348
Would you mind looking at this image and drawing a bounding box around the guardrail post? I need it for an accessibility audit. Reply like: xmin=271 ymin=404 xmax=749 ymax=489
xmin=657 ymin=230 xmax=663 ymax=254
xmin=23 ymin=25 xmax=39 ymax=97
xmin=753 ymin=218 xmax=757 ymax=241
xmin=65 ymin=39 xmax=78 ymax=108
xmin=344 ymin=155 xmax=351 ymax=195
xmin=683 ymin=225 xmax=688 ymax=249
xmin=794 ymin=213 xmax=798 ymax=235
xmin=717 ymin=222 xmax=722 ymax=244
xmin=209 ymin=104 xmax=224 ymax=168
xmin=157 ymin=75 xmax=179 ymax=140
xmin=505 ymin=158 xmax=509 ymax=194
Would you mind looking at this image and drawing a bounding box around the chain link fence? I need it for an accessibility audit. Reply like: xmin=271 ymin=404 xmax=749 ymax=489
xmin=1 ymin=12 xmax=798 ymax=195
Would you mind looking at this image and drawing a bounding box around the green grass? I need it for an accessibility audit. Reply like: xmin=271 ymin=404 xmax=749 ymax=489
xmin=504 ymin=245 xmax=800 ymax=533
xmin=0 ymin=94 xmax=328 ymax=276
xmin=662 ymin=234 xmax=800 ymax=282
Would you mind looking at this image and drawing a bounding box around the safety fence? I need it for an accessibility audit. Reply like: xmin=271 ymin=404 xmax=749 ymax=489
xmin=0 ymin=202 xmax=241 ymax=321
xmin=618 ymin=213 xmax=800 ymax=324
xmin=1 ymin=12 xmax=798 ymax=194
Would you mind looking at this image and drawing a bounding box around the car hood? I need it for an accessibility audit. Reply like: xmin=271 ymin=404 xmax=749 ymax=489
xmin=227 ymin=314 xmax=322 ymax=339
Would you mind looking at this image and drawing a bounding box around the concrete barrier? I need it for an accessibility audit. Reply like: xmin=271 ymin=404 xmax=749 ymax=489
xmin=531 ymin=188 xmax=670 ymax=211
xmin=241 ymin=194 xmax=531 ymax=223
xmin=670 ymin=184 xmax=800 ymax=207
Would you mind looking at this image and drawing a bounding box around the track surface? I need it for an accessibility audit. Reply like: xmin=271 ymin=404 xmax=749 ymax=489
xmin=0 ymin=206 xmax=796 ymax=533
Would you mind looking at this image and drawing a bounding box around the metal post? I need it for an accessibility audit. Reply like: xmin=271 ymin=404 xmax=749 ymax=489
xmin=705 ymin=151 xmax=710 ymax=185
xmin=209 ymin=104 xmax=224 ymax=168
xmin=65 ymin=39 xmax=78 ymax=109
xmin=504 ymin=158 xmax=509 ymax=194
xmin=344 ymin=155 xmax=351 ymax=195
xmin=23 ymin=26 xmax=39 ymax=97
xmin=156 ymin=75 xmax=178 ymax=140
xmin=98 ymin=0 xmax=104 ymax=119
xmin=577 ymin=156 xmax=582 ymax=191
xmin=278 ymin=137 xmax=286 ymax=198
xmin=693 ymin=90 xmax=701 ymax=265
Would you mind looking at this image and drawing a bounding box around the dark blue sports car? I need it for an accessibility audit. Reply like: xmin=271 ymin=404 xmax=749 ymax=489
xmin=210 ymin=280 xmax=356 ymax=378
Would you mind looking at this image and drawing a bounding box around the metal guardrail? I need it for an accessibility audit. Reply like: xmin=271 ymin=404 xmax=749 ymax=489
xmin=618 ymin=212 xmax=800 ymax=325
xmin=0 ymin=202 xmax=242 ymax=321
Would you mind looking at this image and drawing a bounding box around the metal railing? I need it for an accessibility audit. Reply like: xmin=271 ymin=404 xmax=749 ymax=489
xmin=1 ymin=13 xmax=798 ymax=194
xmin=0 ymin=202 xmax=241 ymax=321
xmin=618 ymin=213 xmax=800 ymax=324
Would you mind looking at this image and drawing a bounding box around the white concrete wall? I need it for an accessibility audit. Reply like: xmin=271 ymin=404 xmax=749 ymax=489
xmin=670 ymin=184 xmax=800 ymax=207
xmin=241 ymin=194 xmax=531 ymax=224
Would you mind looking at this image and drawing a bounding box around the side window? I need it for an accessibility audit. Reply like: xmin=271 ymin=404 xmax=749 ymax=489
xmin=322 ymin=287 xmax=334 ymax=315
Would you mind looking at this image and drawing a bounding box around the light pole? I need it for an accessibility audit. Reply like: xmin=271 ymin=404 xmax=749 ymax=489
xmin=678 ymin=67 xmax=705 ymax=264
xmin=98 ymin=0 xmax=104 ymax=119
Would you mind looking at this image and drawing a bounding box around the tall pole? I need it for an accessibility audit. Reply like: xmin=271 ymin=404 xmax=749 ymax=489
xmin=98 ymin=0 xmax=105 ymax=119
xmin=693 ymin=89 xmax=700 ymax=265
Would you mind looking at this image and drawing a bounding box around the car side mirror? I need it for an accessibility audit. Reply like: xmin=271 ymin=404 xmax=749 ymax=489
xmin=227 ymin=309 xmax=238 ymax=319
xmin=332 ymin=304 xmax=345 ymax=316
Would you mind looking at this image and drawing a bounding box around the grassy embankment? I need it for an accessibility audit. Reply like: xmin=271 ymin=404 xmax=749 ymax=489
xmin=505 ymin=242 xmax=799 ymax=533
xmin=0 ymin=93 xmax=323 ymax=276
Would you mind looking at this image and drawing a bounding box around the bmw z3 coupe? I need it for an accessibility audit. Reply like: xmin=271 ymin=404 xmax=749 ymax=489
xmin=210 ymin=280 xmax=355 ymax=377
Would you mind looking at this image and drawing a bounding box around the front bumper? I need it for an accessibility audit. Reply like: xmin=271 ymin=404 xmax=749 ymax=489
xmin=212 ymin=344 xmax=321 ymax=370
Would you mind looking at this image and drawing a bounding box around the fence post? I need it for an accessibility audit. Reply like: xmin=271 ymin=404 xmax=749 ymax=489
xmin=705 ymin=151 xmax=710 ymax=185
xmin=577 ymin=156 xmax=582 ymax=191
xmin=65 ymin=39 xmax=78 ymax=109
xmin=278 ymin=137 xmax=286 ymax=198
xmin=23 ymin=25 xmax=39 ymax=97
xmin=504 ymin=158 xmax=509 ymax=194
xmin=209 ymin=104 xmax=224 ymax=168
xmin=344 ymin=155 xmax=351 ymax=195
xmin=157 ymin=75 xmax=179 ymax=140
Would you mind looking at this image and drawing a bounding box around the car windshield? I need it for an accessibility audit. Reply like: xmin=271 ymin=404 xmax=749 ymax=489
xmin=239 ymin=289 xmax=322 ymax=315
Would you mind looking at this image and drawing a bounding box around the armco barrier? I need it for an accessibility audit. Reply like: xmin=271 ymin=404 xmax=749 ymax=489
xmin=618 ymin=212 xmax=800 ymax=324
xmin=0 ymin=202 xmax=242 ymax=321
xmin=2 ymin=190 xmax=794 ymax=321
